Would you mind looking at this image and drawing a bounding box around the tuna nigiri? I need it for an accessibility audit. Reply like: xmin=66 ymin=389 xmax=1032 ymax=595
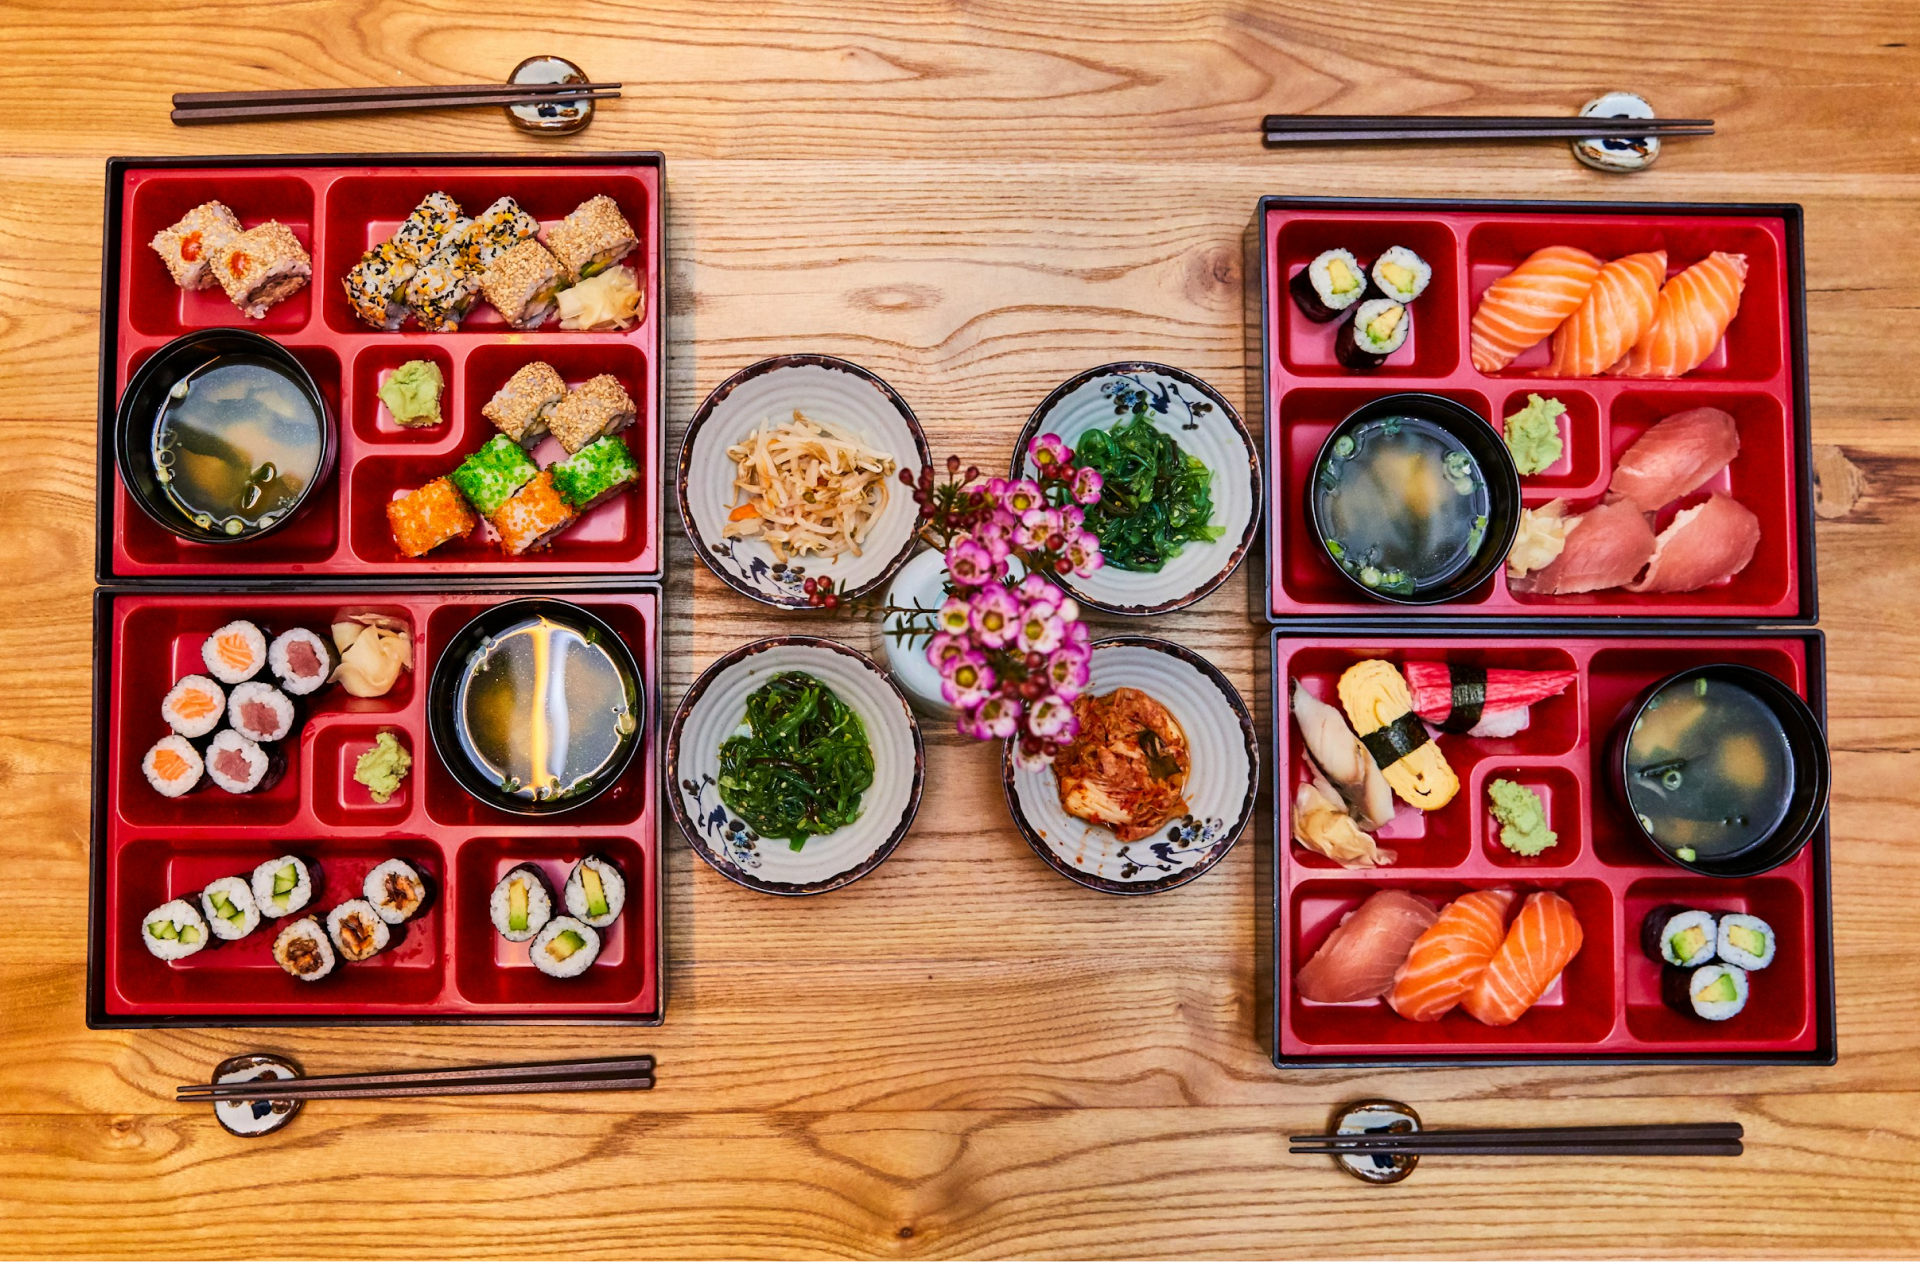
xmin=1613 ymin=252 xmax=1749 ymax=378
xmin=1507 ymin=498 xmax=1656 ymax=595
xmin=1626 ymin=493 xmax=1761 ymax=593
xmin=1608 ymin=406 xmax=1740 ymax=513
xmin=1470 ymin=246 xmax=1604 ymax=372
xmin=1544 ymin=251 xmax=1666 ymax=378
xmin=1461 ymin=890 xmax=1584 ymax=1026
xmin=1295 ymin=888 xmax=1438 ymax=1005
xmin=1388 ymin=888 xmax=1515 ymax=1022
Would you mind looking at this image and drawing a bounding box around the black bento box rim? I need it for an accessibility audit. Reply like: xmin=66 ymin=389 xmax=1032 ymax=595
xmin=85 ymin=581 xmax=669 ymax=1029
xmin=1259 ymin=623 xmax=1836 ymax=1068
xmin=1244 ymin=194 xmax=1818 ymax=628
xmin=94 ymin=151 xmax=669 ymax=590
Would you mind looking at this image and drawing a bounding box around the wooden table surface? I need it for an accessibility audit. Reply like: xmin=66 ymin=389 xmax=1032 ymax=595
xmin=5 ymin=1 xmax=1919 ymax=1256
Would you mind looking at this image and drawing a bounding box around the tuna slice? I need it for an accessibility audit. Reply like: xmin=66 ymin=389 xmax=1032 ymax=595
xmin=1509 ymin=499 xmax=1657 ymax=595
xmin=1626 ymin=493 xmax=1762 ymax=593
xmin=1608 ymin=407 xmax=1741 ymax=513
xmin=1295 ymin=888 xmax=1439 ymax=1004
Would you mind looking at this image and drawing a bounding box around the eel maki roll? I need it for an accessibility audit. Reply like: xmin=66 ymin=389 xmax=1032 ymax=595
xmin=364 ymin=858 xmax=428 ymax=926
xmin=1641 ymin=905 xmax=1718 ymax=967
xmin=200 ymin=876 xmax=260 ymax=941
xmin=202 ymin=620 xmax=267 ymax=685
xmin=269 ymin=627 xmax=337 ymax=697
xmin=141 ymin=899 xmax=209 ymax=961
xmin=272 ymin=916 xmax=337 ymax=981
xmin=161 ymin=675 xmax=225 ymax=739
xmin=1336 ymin=299 xmax=1410 ymax=369
xmin=1665 ymin=963 xmax=1749 ymax=1021
xmin=1366 ymin=245 xmax=1432 ymax=304
xmin=326 ymin=899 xmax=391 ymax=962
xmin=530 ymin=916 xmax=600 ymax=978
xmin=490 ymin=864 xmax=554 ymax=943
xmin=142 ymin=735 xmax=204 ymax=798
xmin=1717 ymin=914 xmax=1776 ymax=970
xmin=204 ymin=731 xmax=277 ymax=794
xmin=228 ymin=681 xmax=296 ymax=743
xmin=563 ymin=855 xmax=626 ymax=929
xmin=251 ymin=855 xmax=315 ymax=919
xmin=1290 ymin=248 xmax=1367 ymax=323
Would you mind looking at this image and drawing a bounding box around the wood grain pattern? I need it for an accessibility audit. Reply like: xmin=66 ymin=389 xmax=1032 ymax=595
xmin=2 ymin=0 xmax=1918 ymax=1255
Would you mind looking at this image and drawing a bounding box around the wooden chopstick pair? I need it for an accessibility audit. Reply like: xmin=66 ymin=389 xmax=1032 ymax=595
xmin=1292 ymin=1121 xmax=1742 ymax=1158
xmin=171 ymin=80 xmax=621 ymax=126
xmin=1262 ymin=114 xmax=1712 ymax=146
xmin=178 ymin=1053 xmax=654 ymax=1103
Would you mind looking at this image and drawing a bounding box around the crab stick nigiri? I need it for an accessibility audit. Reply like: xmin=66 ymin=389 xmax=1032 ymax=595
xmin=1544 ymin=251 xmax=1666 ymax=378
xmin=1470 ymin=245 xmax=1604 ymax=372
xmin=1613 ymin=252 xmax=1749 ymax=378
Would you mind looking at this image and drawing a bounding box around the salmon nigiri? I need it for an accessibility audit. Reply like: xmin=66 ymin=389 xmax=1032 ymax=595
xmin=1388 ymin=888 xmax=1515 ymax=1022
xmin=1470 ymin=246 xmax=1603 ymax=372
xmin=1544 ymin=251 xmax=1666 ymax=378
xmin=1612 ymin=251 xmax=1749 ymax=378
xmin=1461 ymin=890 xmax=1584 ymax=1026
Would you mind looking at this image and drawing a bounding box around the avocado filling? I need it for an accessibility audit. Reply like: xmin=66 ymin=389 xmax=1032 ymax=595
xmin=1697 ymin=973 xmax=1739 ymax=1005
xmin=1326 ymin=257 xmax=1360 ymax=294
xmin=1728 ymin=925 xmax=1767 ymax=956
xmin=1366 ymin=305 xmax=1404 ymax=344
xmin=508 ymin=879 xmax=530 ymax=933
xmin=1668 ymin=925 xmax=1709 ymax=962
xmin=547 ymin=929 xmax=586 ymax=962
xmin=1379 ymin=260 xmax=1415 ymax=292
xmin=583 ymin=866 xmax=609 ymax=919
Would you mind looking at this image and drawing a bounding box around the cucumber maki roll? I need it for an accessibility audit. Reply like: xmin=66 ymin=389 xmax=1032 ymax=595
xmin=1640 ymin=905 xmax=1718 ymax=967
xmin=199 ymin=876 xmax=260 ymax=941
xmin=1335 ymin=299 xmax=1410 ymax=370
xmin=1366 ymin=245 xmax=1432 ymax=304
xmin=141 ymin=898 xmax=209 ymax=961
xmin=326 ymin=899 xmax=390 ymax=962
xmin=449 ymin=435 xmax=539 ymax=516
xmin=251 ymin=855 xmax=315 ymax=919
xmin=563 ymin=854 xmax=625 ymax=929
xmin=364 ymin=858 xmax=428 ymax=926
xmin=530 ymin=916 xmax=600 ymax=978
xmin=1716 ymin=914 xmax=1775 ymax=970
xmin=550 ymin=435 xmax=640 ymax=512
xmin=490 ymin=864 xmax=554 ymax=943
xmin=1665 ymin=963 xmax=1749 ymax=1021
xmin=272 ymin=916 xmax=336 ymax=981
xmin=1290 ymin=248 xmax=1367 ymax=323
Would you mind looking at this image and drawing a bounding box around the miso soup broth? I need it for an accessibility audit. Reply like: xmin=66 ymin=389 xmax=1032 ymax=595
xmin=1626 ymin=675 xmax=1793 ymax=861
xmin=456 ymin=615 xmax=637 ymax=802
xmin=1314 ymin=416 xmax=1489 ymax=597
xmin=152 ymin=355 xmax=322 ymax=536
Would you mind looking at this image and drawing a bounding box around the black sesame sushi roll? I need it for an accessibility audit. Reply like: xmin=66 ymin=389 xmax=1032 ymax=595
xmin=268 ymin=627 xmax=337 ymax=697
xmin=1640 ymin=905 xmax=1718 ymax=967
xmin=1664 ymin=963 xmax=1749 ymax=1021
xmin=1335 ymin=299 xmax=1410 ymax=369
xmin=1365 ymin=245 xmax=1432 ymax=305
xmin=1716 ymin=914 xmax=1775 ymax=970
xmin=228 ymin=682 xmax=296 ymax=743
xmin=1290 ymin=248 xmax=1368 ymax=323
xmin=490 ymin=864 xmax=554 ymax=943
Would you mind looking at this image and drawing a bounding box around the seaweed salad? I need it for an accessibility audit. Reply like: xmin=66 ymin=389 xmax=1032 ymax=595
xmin=1074 ymin=401 xmax=1223 ymax=572
xmin=717 ymin=671 xmax=875 ymax=849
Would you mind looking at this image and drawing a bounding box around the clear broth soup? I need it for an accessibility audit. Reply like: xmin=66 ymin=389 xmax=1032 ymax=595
xmin=1314 ymin=416 xmax=1489 ymax=597
xmin=153 ymin=356 xmax=321 ymax=536
xmin=1626 ymin=675 xmax=1792 ymax=860
xmin=456 ymin=615 xmax=637 ymax=802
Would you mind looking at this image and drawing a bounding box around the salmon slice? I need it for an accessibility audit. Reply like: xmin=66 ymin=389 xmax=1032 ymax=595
xmin=213 ymin=632 xmax=254 ymax=670
xmin=1608 ymin=406 xmax=1741 ymax=513
xmin=1295 ymin=888 xmax=1438 ymax=1005
xmin=1470 ymin=246 xmax=1604 ymax=372
xmin=151 ymin=748 xmax=192 ymax=780
xmin=1387 ymin=887 xmax=1515 ymax=1022
xmin=1543 ymin=251 xmax=1666 ymax=378
xmin=1508 ymin=498 xmax=1657 ymax=596
xmin=1613 ymin=252 xmax=1749 ymax=378
xmin=1461 ymin=890 xmax=1584 ymax=1026
xmin=1625 ymin=493 xmax=1762 ymax=593
xmin=170 ymin=689 xmax=220 ymax=720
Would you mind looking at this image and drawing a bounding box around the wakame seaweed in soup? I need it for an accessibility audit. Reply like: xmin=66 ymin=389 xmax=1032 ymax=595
xmin=717 ymin=672 xmax=874 ymax=850
xmin=1626 ymin=674 xmax=1793 ymax=862
xmin=1314 ymin=415 xmax=1490 ymax=598
xmin=152 ymin=356 xmax=322 ymax=537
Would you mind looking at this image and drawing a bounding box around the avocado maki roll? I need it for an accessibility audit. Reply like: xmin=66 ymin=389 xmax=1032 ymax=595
xmin=1335 ymin=299 xmax=1410 ymax=370
xmin=251 ymin=855 xmax=315 ymax=919
xmin=490 ymin=864 xmax=554 ymax=943
xmin=364 ymin=858 xmax=428 ymax=926
xmin=272 ymin=916 xmax=337 ymax=982
xmin=1290 ymin=248 xmax=1367 ymax=323
xmin=530 ymin=916 xmax=601 ymax=978
xmin=199 ymin=876 xmax=260 ymax=941
xmin=563 ymin=854 xmax=625 ymax=929
xmin=1716 ymin=914 xmax=1775 ymax=971
xmin=141 ymin=898 xmax=209 ymax=961
xmin=1665 ymin=963 xmax=1749 ymax=1021
xmin=1640 ymin=905 xmax=1718 ymax=967
xmin=1366 ymin=245 xmax=1432 ymax=304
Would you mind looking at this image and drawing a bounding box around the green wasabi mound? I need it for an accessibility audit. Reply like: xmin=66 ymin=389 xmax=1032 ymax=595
xmin=354 ymin=731 xmax=412 ymax=804
xmin=1503 ymin=394 xmax=1566 ymax=476
xmin=1488 ymin=777 xmax=1557 ymax=856
xmin=379 ymin=359 xmax=444 ymax=428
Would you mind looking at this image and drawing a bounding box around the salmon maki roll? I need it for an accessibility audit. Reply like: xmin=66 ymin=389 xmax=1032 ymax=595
xmin=1387 ymin=887 xmax=1515 ymax=1022
xmin=1612 ymin=252 xmax=1749 ymax=378
xmin=1544 ymin=251 xmax=1666 ymax=378
xmin=1461 ymin=890 xmax=1584 ymax=1026
xmin=1470 ymin=246 xmax=1603 ymax=372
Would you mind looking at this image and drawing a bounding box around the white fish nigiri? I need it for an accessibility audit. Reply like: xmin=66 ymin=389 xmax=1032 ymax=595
xmin=1291 ymin=679 xmax=1395 ymax=829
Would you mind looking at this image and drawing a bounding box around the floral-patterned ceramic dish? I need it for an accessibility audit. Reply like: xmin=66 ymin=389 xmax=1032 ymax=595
xmin=1010 ymin=362 xmax=1261 ymax=616
xmin=1001 ymin=636 xmax=1257 ymax=895
xmin=668 ymin=636 xmax=925 ymax=895
xmin=680 ymin=355 xmax=930 ymax=608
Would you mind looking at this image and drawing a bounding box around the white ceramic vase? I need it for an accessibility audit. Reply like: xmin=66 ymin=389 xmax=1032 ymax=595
xmin=878 ymin=548 xmax=957 ymax=722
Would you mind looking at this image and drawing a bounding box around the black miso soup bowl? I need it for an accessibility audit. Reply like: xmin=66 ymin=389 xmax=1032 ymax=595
xmin=1608 ymin=663 xmax=1831 ymax=879
xmin=428 ymin=598 xmax=646 ymax=818
xmin=1308 ymin=392 xmax=1521 ymax=606
xmin=115 ymin=329 xmax=336 ymax=544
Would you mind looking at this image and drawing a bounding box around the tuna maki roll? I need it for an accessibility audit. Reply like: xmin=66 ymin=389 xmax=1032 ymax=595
xmin=490 ymin=864 xmax=554 ymax=943
xmin=1290 ymin=248 xmax=1367 ymax=323
xmin=272 ymin=916 xmax=336 ymax=981
xmin=1717 ymin=914 xmax=1776 ymax=970
xmin=1640 ymin=905 xmax=1718 ymax=967
xmin=326 ymin=899 xmax=390 ymax=961
xmin=1666 ymin=963 xmax=1749 ymax=1021
xmin=251 ymin=855 xmax=315 ymax=919
xmin=449 ymin=435 xmax=540 ymax=516
xmin=364 ymin=858 xmax=428 ymax=926
xmin=550 ymin=436 xmax=640 ymax=512
xmin=268 ymin=627 xmax=337 ymax=697
xmin=482 ymin=361 xmax=567 ymax=447
xmin=205 ymin=730 xmax=275 ymax=794
xmin=1366 ymin=245 xmax=1432 ymax=304
xmin=142 ymin=735 xmax=204 ymax=798
xmin=544 ymin=195 xmax=637 ymax=283
xmin=162 ymin=674 xmax=226 ymax=738
xmin=563 ymin=855 xmax=626 ymax=929
xmin=200 ymin=876 xmax=260 ymax=941
xmin=202 ymin=620 xmax=267 ymax=684
xmin=530 ymin=916 xmax=600 ymax=978
xmin=228 ymin=681 xmax=296 ymax=743
xmin=142 ymin=899 xmax=209 ymax=961
xmin=1335 ymin=299 xmax=1410 ymax=370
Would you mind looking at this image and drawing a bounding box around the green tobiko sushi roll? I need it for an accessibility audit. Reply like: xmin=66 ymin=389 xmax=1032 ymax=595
xmin=550 ymin=435 xmax=640 ymax=511
xmin=449 ymin=435 xmax=539 ymax=516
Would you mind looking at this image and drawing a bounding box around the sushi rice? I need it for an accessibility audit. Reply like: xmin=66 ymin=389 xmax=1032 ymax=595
xmin=364 ymin=858 xmax=428 ymax=926
xmin=563 ymin=855 xmax=625 ymax=929
xmin=141 ymin=898 xmax=210 ymax=961
xmin=272 ymin=916 xmax=337 ymax=981
xmin=227 ymin=681 xmax=296 ymax=743
xmin=161 ymin=674 xmax=226 ymax=738
xmin=490 ymin=864 xmax=554 ymax=943
xmin=143 ymin=734 xmax=204 ymax=797
xmin=199 ymin=876 xmax=260 ymax=941
xmin=205 ymin=730 xmax=272 ymax=794
xmin=530 ymin=916 xmax=600 ymax=978
xmin=326 ymin=899 xmax=391 ymax=961
xmin=251 ymin=855 xmax=314 ymax=918
xmin=202 ymin=620 xmax=268 ymax=684
xmin=268 ymin=627 xmax=336 ymax=697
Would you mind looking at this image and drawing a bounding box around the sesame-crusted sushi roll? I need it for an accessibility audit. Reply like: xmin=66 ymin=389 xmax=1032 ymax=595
xmin=212 ymin=221 xmax=311 ymax=319
xmin=143 ymin=735 xmax=204 ymax=798
xmin=268 ymin=627 xmax=337 ymax=697
xmin=544 ymin=194 xmax=637 ymax=283
xmin=490 ymin=865 xmax=554 ymax=943
xmin=150 ymin=200 xmax=242 ymax=291
xmin=404 ymin=238 xmax=482 ymax=332
xmin=342 ymin=241 xmax=416 ymax=330
xmin=364 ymin=858 xmax=428 ymax=926
xmin=142 ymin=899 xmax=210 ymax=961
xmin=479 ymin=239 xmax=564 ymax=329
xmin=467 ymin=195 xmax=541 ymax=268
xmin=391 ymin=191 xmax=463 ymax=265
xmin=200 ymin=876 xmax=260 ymax=941
xmin=162 ymin=674 xmax=226 ymax=738
xmin=228 ymin=681 xmax=296 ymax=743
xmin=251 ymin=855 xmax=315 ymax=919
xmin=205 ymin=730 xmax=277 ymax=794
xmin=530 ymin=916 xmax=600 ymax=978
xmin=272 ymin=915 xmax=336 ymax=981
xmin=547 ymin=374 xmax=636 ymax=455
xmin=385 ymin=477 xmax=477 ymax=558
xmin=201 ymin=620 xmax=267 ymax=684
xmin=482 ymin=361 xmax=568 ymax=447
xmin=550 ymin=435 xmax=640 ymax=512
xmin=450 ymin=435 xmax=540 ymax=516
xmin=491 ymin=471 xmax=577 ymax=555
xmin=326 ymin=899 xmax=391 ymax=962
xmin=563 ymin=855 xmax=625 ymax=929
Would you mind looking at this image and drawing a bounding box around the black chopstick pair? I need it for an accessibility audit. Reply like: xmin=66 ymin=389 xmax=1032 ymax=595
xmin=178 ymin=1053 xmax=654 ymax=1103
xmin=1262 ymin=114 xmax=1713 ymax=146
xmin=171 ymin=80 xmax=621 ymax=126
xmin=1293 ymin=1121 xmax=1742 ymax=1158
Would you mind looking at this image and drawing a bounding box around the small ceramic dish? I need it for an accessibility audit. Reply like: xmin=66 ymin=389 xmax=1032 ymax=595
xmin=1002 ymin=636 xmax=1258 ymax=895
xmin=1010 ymin=362 xmax=1260 ymax=616
xmin=668 ymin=636 xmax=925 ymax=895
xmin=680 ymin=355 xmax=930 ymax=608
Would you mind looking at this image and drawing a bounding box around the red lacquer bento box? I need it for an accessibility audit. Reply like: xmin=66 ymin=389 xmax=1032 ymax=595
xmin=96 ymin=153 xmax=664 ymax=583
xmin=1266 ymin=628 xmax=1834 ymax=1066
xmin=1248 ymin=197 xmax=1815 ymax=622
xmin=86 ymin=588 xmax=663 ymax=1027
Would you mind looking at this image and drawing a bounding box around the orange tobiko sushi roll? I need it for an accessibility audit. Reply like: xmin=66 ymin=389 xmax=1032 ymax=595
xmin=1544 ymin=250 xmax=1666 ymax=378
xmin=1469 ymin=245 xmax=1603 ymax=372
xmin=1612 ymin=251 xmax=1749 ymax=378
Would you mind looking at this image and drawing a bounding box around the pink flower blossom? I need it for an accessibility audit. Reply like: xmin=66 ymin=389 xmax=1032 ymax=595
xmin=1045 ymin=643 xmax=1092 ymax=691
xmin=1026 ymin=692 xmax=1077 ymax=739
xmin=1060 ymin=504 xmax=1085 ymax=532
xmin=927 ymin=632 xmax=970 ymax=673
xmin=1066 ymin=529 xmax=1105 ymax=576
xmin=1071 ymin=465 xmax=1104 ymax=504
xmin=1002 ymin=478 xmax=1044 ymax=516
xmin=974 ymin=513 xmax=1016 ymax=558
xmin=959 ymin=693 xmax=1022 ymax=740
xmin=1013 ymin=601 xmax=1065 ymax=655
xmin=968 ymin=584 xmax=1022 ymax=648
xmin=1011 ymin=740 xmax=1053 ymax=773
xmin=1017 ymin=572 xmax=1053 ymax=603
xmin=936 ymin=596 xmax=973 ymax=635
xmin=940 ymin=657 xmax=996 ymax=708
xmin=935 ymin=644 xmax=986 ymax=680
xmin=1064 ymin=619 xmax=1092 ymax=648
xmin=946 ymin=535 xmax=997 ymax=587
xmin=1029 ymin=433 xmax=1071 ymax=471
